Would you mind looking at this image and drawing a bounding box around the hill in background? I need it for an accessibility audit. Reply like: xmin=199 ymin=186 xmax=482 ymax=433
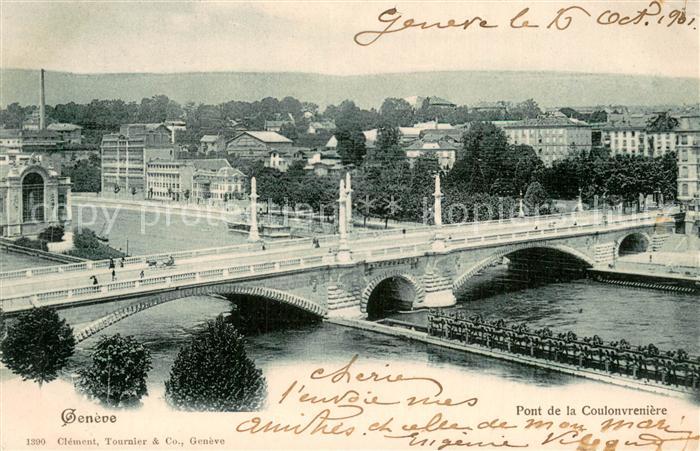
xmin=1 ymin=68 xmax=698 ymax=108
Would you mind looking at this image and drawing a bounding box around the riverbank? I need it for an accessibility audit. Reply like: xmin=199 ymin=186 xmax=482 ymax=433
xmin=326 ymin=317 xmax=699 ymax=400
xmin=0 ymin=238 xmax=85 ymax=265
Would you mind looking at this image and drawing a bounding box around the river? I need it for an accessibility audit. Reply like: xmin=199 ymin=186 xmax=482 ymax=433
xmin=4 ymin=204 xmax=699 ymax=406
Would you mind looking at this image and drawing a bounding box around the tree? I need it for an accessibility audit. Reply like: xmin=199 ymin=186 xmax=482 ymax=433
xmin=510 ymin=99 xmax=542 ymax=120
xmin=524 ymin=181 xmax=549 ymax=214
xmin=165 ymin=315 xmax=267 ymax=411
xmin=279 ymin=122 xmax=298 ymax=141
xmin=69 ymin=228 xmax=125 ymax=260
xmin=646 ymin=112 xmax=679 ymax=132
xmin=1 ymin=307 xmax=75 ymax=386
xmin=76 ymin=334 xmax=152 ymax=407
xmin=62 ymin=154 xmax=101 ymax=193
xmin=336 ymin=128 xmax=366 ymax=166
xmin=0 ymin=102 xmax=29 ymax=128
xmin=0 ymin=307 xmax=6 ymax=341
xmin=447 ymin=122 xmax=510 ymax=194
xmin=379 ymin=97 xmax=415 ymax=127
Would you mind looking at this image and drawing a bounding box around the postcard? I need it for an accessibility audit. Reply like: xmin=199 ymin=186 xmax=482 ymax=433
xmin=0 ymin=1 xmax=698 ymax=450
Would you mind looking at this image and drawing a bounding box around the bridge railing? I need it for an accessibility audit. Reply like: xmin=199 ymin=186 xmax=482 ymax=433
xmin=0 ymin=209 xmax=671 ymax=311
xmin=0 ymin=209 xmax=670 ymax=282
xmin=0 ymin=249 xmax=339 ymax=313
xmin=0 ymin=235 xmax=322 ymax=281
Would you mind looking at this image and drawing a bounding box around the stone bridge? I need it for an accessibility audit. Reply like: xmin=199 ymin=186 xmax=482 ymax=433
xmin=1 ymin=206 xmax=674 ymax=342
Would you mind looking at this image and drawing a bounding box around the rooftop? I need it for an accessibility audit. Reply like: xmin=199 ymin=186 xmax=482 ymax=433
xmin=242 ymin=131 xmax=293 ymax=144
xmin=47 ymin=123 xmax=82 ymax=132
xmin=503 ymin=117 xmax=592 ymax=129
xmin=190 ymin=158 xmax=232 ymax=172
xmin=406 ymin=139 xmax=459 ymax=151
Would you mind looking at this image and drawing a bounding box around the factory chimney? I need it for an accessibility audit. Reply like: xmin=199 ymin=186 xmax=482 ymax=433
xmin=39 ymin=69 xmax=46 ymax=130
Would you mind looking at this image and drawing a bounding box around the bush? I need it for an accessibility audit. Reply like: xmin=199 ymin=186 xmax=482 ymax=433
xmin=68 ymin=228 xmax=124 ymax=260
xmin=38 ymin=225 xmax=65 ymax=243
xmin=76 ymin=334 xmax=152 ymax=407
xmin=165 ymin=315 xmax=266 ymax=411
xmin=0 ymin=307 xmax=75 ymax=386
xmin=14 ymin=237 xmax=48 ymax=252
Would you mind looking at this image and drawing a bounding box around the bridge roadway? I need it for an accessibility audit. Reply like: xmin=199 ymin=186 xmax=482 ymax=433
xmin=0 ymin=209 xmax=672 ymax=314
xmin=1 ymin=210 xmax=603 ymax=297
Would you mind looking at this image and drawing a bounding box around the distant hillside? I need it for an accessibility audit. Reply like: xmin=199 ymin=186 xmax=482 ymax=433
xmin=1 ymin=69 xmax=698 ymax=108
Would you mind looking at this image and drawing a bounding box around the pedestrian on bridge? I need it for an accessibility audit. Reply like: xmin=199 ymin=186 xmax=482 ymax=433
xmin=109 ymin=257 xmax=115 ymax=269
xmin=91 ymin=275 xmax=98 ymax=285
xmin=120 ymin=256 xmax=125 ymax=268
xmin=111 ymin=269 xmax=116 ymax=281
xmin=139 ymin=270 xmax=145 ymax=279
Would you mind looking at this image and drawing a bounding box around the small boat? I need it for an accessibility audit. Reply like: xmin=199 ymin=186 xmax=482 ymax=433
xmin=96 ymin=224 xmax=109 ymax=242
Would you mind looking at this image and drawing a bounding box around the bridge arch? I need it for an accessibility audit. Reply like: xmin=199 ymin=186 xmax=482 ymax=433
xmin=615 ymin=232 xmax=651 ymax=257
xmin=74 ymin=284 xmax=323 ymax=343
xmin=452 ymin=243 xmax=595 ymax=295
xmin=361 ymin=272 xmax=424 ymax=319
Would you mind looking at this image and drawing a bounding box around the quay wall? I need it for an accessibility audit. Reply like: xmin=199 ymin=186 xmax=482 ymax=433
xmin=589 ymin=268 xmax=699 ymax=293
xmin=326 ymin=317 xmax=697 ymax=399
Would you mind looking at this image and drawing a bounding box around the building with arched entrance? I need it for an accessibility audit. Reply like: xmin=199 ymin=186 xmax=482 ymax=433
xmin=0 ymin=157 xmax=72 ymax=237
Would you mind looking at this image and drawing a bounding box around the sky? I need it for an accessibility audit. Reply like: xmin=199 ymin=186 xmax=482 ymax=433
xmin=1 ymin=1 xmax=699 ymax=79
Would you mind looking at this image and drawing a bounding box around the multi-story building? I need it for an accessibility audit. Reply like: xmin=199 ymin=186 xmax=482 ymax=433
xmin=145 ymin=160 xmax=194 ymax=201
xmin=266 ymin=147 xmax=309 ymax=172
xmin=46 ymin=123 xmax=82 ymax=145
xmin=404 ymin=139 xmax=458 ymax=170
xmin=100 ymin=124 xmax=174 ymax=197
xmin=199 ymin=134 xmax=227 ymax=154
xmin=20 ymin=130 xmax=64 ymax=151
xmin=602 ymin=127 xmax=679 ymax=157
xmin=145 ymin=158 xmax=246 ymax=203
xmin=0 ymin=156 xmax=71 ymax=237
xmin=1 ymin=129 xmax=65 ymax=152
xmin=0 ymin=129 xmax=23 ymax=155
xmin=164 ymin=120 xmax=186 ymax=144
xmin=502 ymin=117 xmax=592 ymax=166
xmin=677 ymin=116 xmax=700 ymax=234
xmin=677 ymin=116 xmax=700 ymax=197
xmin=225 ymin=131 xmax=293 ymax=160
xmin=601 ymin=113 xmax=682 ymax=158
xmin=192 ymin=160 xmax=247 ymax=202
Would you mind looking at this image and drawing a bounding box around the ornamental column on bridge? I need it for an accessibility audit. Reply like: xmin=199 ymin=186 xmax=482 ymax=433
xmin=431 ymin=174 xmax=446 ymax=251
xmin=518 ymin=191 xmax=525 ymax=218
xmin=248 ymin=176 xmax=260 ymax=242
xmin=337 ymin=178 xmax=351 ymax=263
xmin=576 ymin=188 xmax=584 ymax=213
xmin=345 ymin=172 xmax=353 ymax=232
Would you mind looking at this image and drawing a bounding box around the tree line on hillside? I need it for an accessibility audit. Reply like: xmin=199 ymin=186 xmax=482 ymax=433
xmin=2 ymin=94 xmax=604 ymax=151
